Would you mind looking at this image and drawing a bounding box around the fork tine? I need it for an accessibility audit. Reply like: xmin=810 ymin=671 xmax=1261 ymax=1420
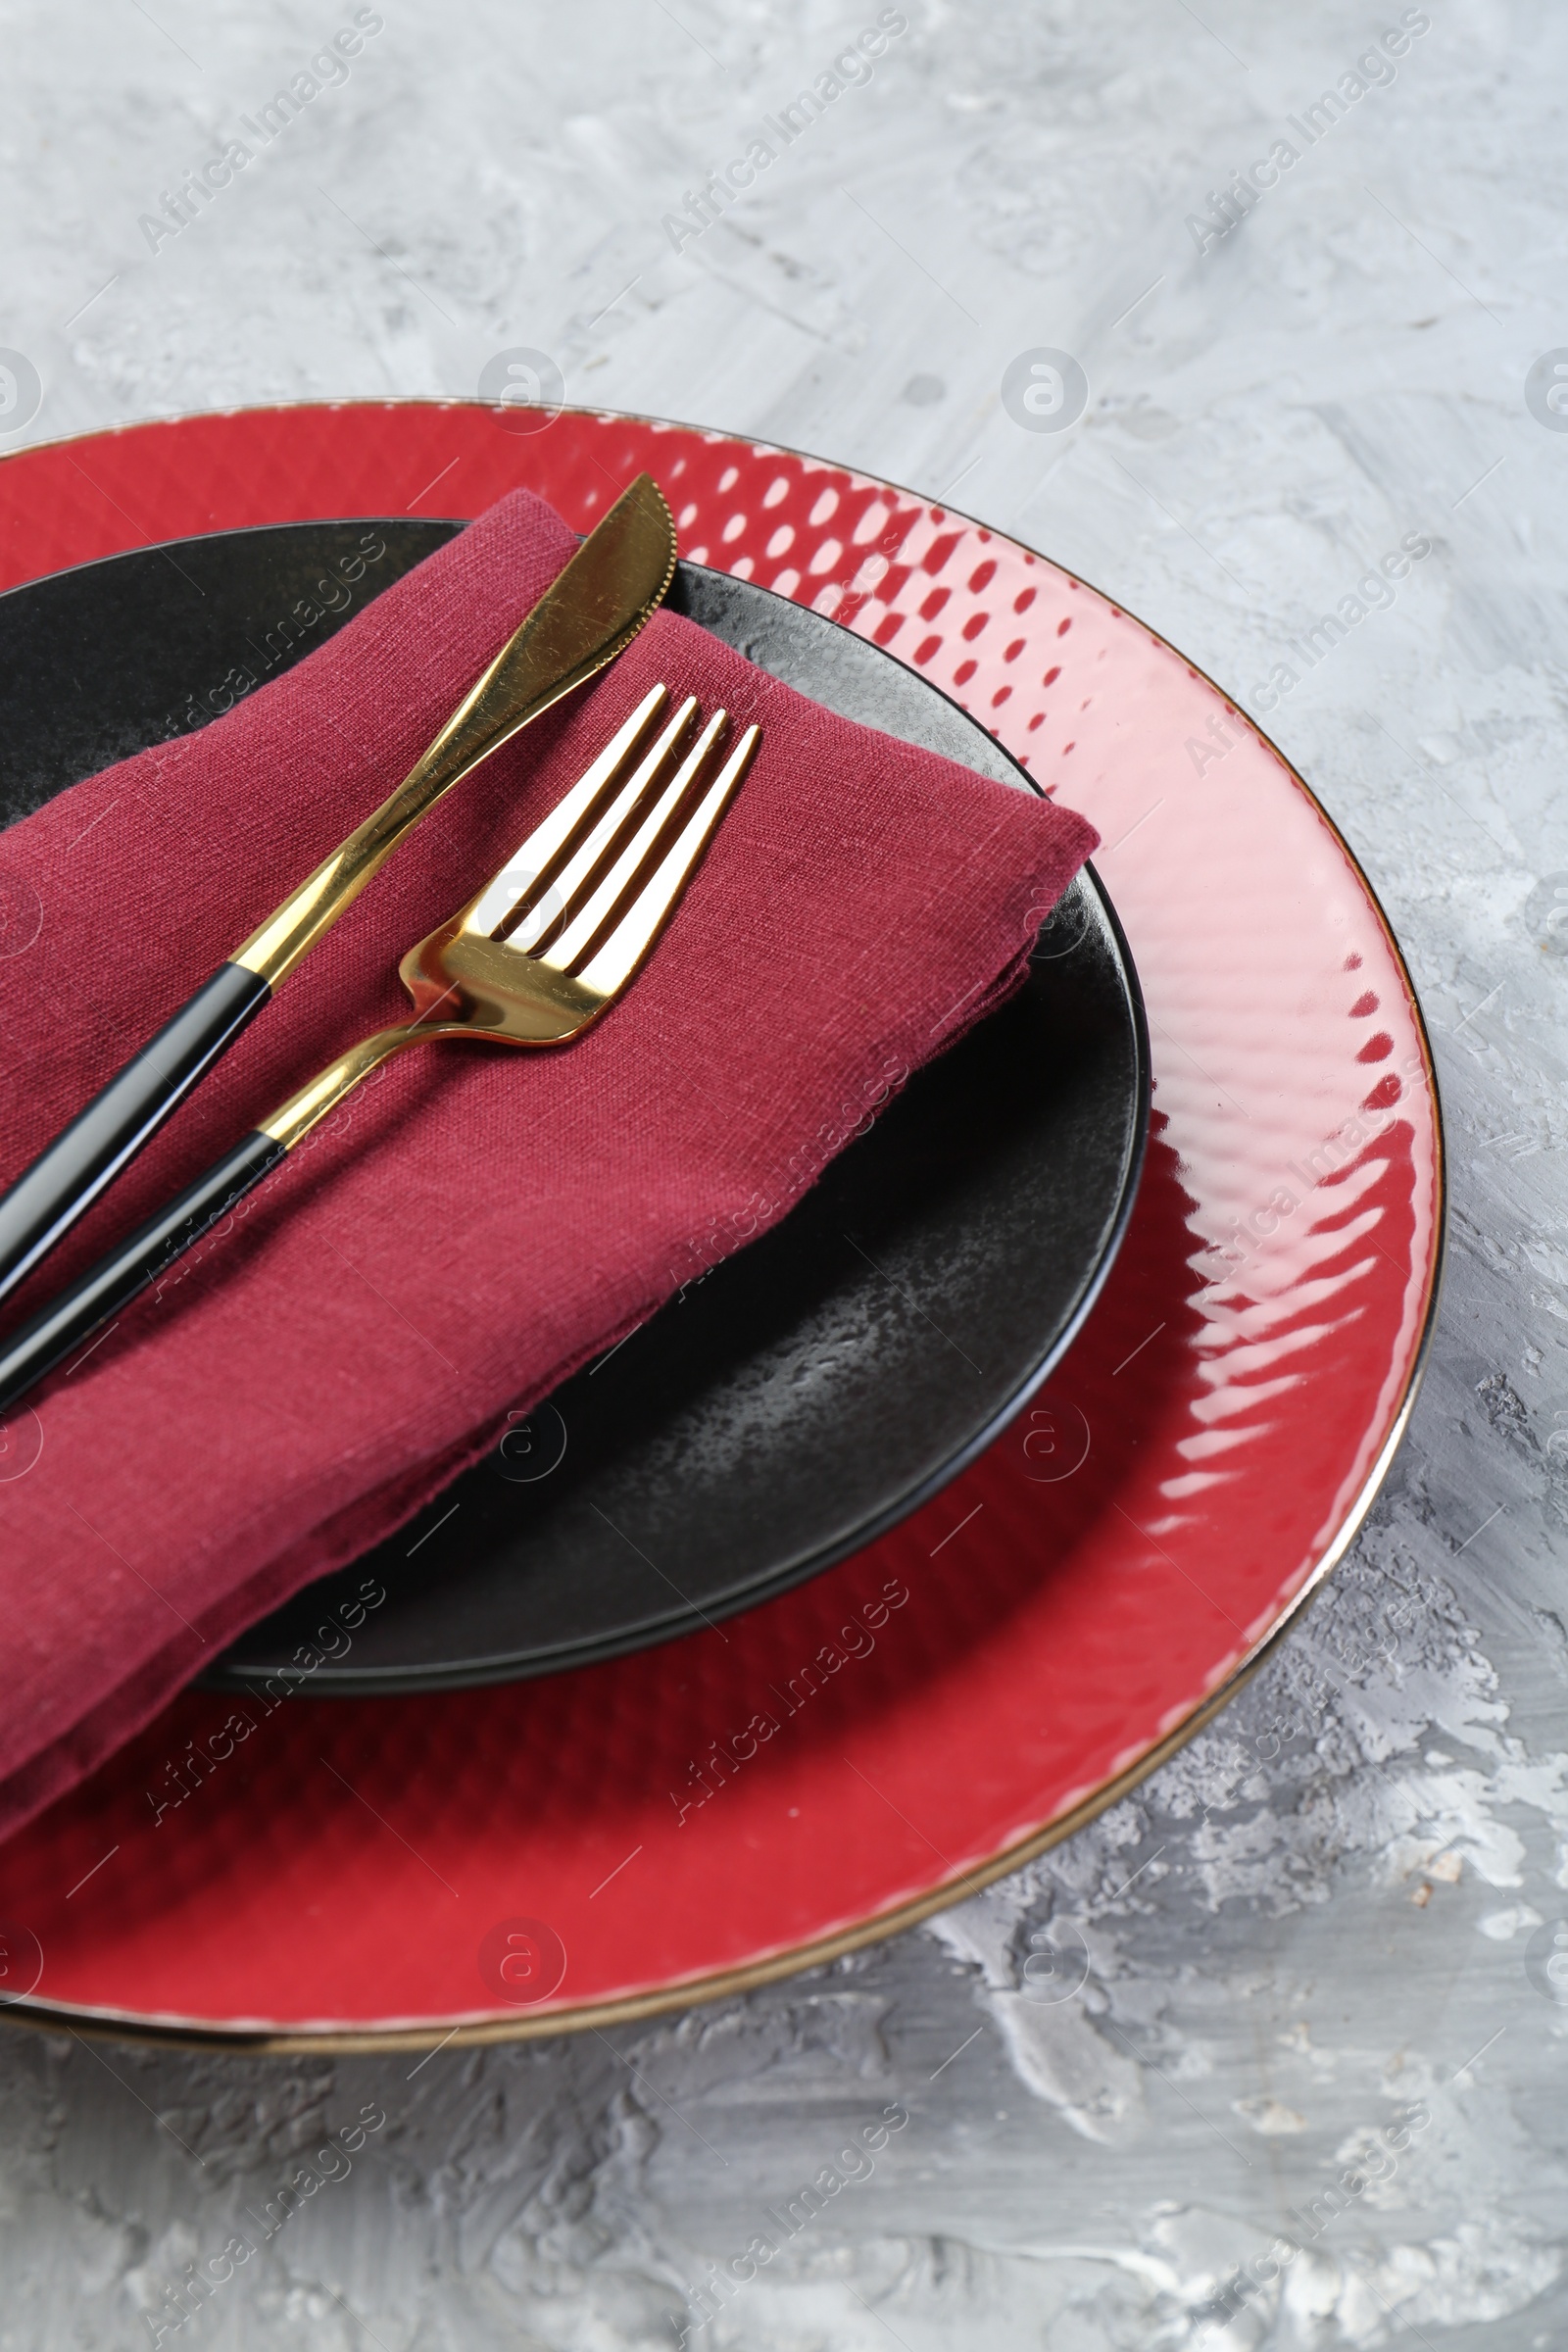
xmin=573 ymin=721 xmax=760 ymax=998
xmin=546 ymin=707 xmax=728 ymax=971
xmin=465 ymin=682 xmax=669 ymax=940
xmin=520 ymin=695 xmax=699 ymax=953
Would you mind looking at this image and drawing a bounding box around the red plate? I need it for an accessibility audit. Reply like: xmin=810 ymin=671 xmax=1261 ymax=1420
xmin=0 ymin=404 xmax=1442 ymax=2047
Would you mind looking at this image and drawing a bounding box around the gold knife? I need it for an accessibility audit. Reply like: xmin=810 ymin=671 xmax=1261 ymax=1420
xmin=0 ymin=472 xmax=677 ymax=1307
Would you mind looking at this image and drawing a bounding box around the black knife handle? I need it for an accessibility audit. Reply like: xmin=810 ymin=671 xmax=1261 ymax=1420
xmin=0 ymin=1126 xmax=287 ymax=1415
xmin=0 ymin=961 xmax=271 ymax=1310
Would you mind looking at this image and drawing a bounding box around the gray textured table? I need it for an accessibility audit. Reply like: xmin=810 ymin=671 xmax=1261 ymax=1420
xmin=4 ymin=3 xmax=1566 ymax=2345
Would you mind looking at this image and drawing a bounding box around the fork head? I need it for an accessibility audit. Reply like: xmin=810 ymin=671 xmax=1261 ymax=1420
xmin=398 ymin=683 xmax=760 ymax=1046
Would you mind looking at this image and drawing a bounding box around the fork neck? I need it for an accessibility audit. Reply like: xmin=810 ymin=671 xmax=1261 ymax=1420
xmin=258 ymin=1021 xmax=459 ymax=1153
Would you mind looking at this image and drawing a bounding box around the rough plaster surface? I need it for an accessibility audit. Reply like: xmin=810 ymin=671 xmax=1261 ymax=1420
xmin=3 ymin=0 xmax=1567 ymax=2344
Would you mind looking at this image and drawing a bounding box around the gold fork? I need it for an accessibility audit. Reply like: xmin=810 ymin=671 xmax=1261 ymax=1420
xmin=0 ymin=684 xmax=759 ymax=1411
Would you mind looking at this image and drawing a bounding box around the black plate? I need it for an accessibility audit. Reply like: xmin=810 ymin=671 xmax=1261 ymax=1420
xmin=0 ymin=519 xmax=1149 ymax=1693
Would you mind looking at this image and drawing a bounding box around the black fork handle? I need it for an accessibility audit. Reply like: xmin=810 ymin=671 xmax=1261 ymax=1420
xmin=0 ymin=962 xmax=270 ymax=1312
xmin=0 ymin=1125 xmax=286 ymax=1415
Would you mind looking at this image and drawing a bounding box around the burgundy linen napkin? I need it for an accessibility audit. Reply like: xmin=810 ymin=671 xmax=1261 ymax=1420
xmin=0 ymin=488 xmax=1096 ymax=1843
